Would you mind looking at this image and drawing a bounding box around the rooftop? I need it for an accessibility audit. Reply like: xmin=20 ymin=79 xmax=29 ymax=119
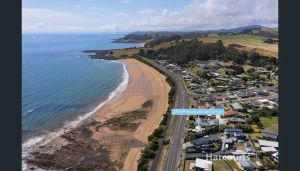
xmin=258 ymin=140 xmax=278 ymax=148
xmin=261 ymin=147 xmax=278 ymax=153
xmin=225 ymin=128 xmax=243 ymax=133
xmin=195 ymin=158 xmax=212 ymax=171
xmin=231 ymin=102 xmax=244 ymax=110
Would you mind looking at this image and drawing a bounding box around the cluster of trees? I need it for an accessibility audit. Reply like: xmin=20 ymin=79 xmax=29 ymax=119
xmin=234 ymin=123 xmax=253 ymax=133
xmin=225 ymin=65 xmax=245 ymax=75
xmin=251 ymin=107 xmax=278 ymax=117
xmin=141 ymin=39 xmax=278 ymax=69
xmin=145 ymin=34 xmax=181 ymax=48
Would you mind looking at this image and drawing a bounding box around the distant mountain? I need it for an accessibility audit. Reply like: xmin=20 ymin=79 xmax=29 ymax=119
xmin=113 ymin=25 xmax=265 ymax=43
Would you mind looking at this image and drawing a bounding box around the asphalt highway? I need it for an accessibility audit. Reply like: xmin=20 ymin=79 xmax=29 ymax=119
xmin=140 ymin=58 xmax=189 ymax=171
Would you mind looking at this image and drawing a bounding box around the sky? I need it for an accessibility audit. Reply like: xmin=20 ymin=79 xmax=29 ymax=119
xmin=22 ymin=0 xmax=278 ymax=33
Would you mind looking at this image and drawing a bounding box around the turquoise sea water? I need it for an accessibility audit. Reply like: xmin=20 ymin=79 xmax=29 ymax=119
xmin=22 ymin=33 xmax=140 ymax=142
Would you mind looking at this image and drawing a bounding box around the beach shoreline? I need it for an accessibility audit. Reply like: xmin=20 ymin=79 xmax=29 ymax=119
xmin=23 ymin=58 xmax=170 ymax=171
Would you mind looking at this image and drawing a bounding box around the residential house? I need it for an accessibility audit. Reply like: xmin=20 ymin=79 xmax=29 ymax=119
xmin=231 ymin=102 xmax=244 ymax=110
xmin=236 ymin=90 xmax=249 ymax=98
xmin=261 ymin=147 xmax=278 ymax=154
xmin=191 ymin=135 xmax=221 ymax=151
xmin=236 ymin=157 xmax=256 ymax=170
xmin=258 ymin=140 xmax=278 ymax=148
xmin=224 ymin=128 xmax=246 ymax=140
xmin=213 ymin=95 xmax=225 ymax=102
xmin=224 ymin=110 xmax=239 ymax=117
xmin=226 ymin=95 xmax=237 ymax=100
xmin=195 ymin=158 xmax=212 ymax=171
xmin=228 ymin=117 xmax=246 ymax=124
xmin=261 ymin=131 xmax=278 ymax=141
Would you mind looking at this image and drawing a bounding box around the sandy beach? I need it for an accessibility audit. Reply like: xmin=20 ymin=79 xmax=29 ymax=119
xmin=25 ymin=58 xmax=170 ymax=171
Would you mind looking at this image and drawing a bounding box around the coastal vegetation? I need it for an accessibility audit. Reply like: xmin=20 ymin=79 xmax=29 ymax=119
xmin=136 ymin=57 xmax=176 ymax=171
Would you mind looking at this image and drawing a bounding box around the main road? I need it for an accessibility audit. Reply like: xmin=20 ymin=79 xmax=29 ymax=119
xmin=140 ymin=58 xmax=189 ymax=171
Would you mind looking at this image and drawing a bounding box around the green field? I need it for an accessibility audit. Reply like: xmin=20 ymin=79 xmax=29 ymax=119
xmin=226 ymin=160 xmax=242 ymax=171
xmin=199 ymin=34 xmax=278 ymax=58
xmin=212 ymin=160 xmax=232 ymax=171
xmin=261 ymin=116 xmax=278 ymax=132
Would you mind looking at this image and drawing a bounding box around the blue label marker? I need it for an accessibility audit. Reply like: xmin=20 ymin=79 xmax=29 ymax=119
xmin=171 ymin=108 xmax=224 ymax=115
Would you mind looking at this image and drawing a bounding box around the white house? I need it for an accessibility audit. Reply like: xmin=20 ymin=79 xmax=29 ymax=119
xmin=195 ymin=158 xmax=212 ymax=171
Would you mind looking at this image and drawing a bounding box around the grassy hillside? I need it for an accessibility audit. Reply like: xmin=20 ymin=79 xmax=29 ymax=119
xmin=199 ymin=34 xmax=278 ymax=58
xmin=111 ymin=48 xmax=141 ymax=57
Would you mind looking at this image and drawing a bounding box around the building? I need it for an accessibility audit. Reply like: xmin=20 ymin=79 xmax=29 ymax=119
xmin=236 ymin=90 xmax=249 ymax=98
xmin=249 ymin=100 xmax=261 ymax=109
xmin=226 ymin=95 xmax=237 ymax=100
xmin=236 ymin=157 xmax=256 ymax=170
xmin=228 ymin=117 xmax=246 ymax=124
xmin=224 ymin=110 xmax=239 ymax=117
xmin=231 ymin=102 xmax=244 ymax=110
xmin=195 ymin=158 xmax=212 ymax=171
xmin=191 ymin=135 xmax=221 ymax=151
xmin=261 ymin=147 xmax=278 ymax=154
xmin=261 ymin=131 xmax=278 ymax=141
xmin=272 ymin=152 xmax=279 ymax=161
xmin=224 ymin=128 xmax=245 ymax=140
xmin=258 ymin=140 xmax=278 ymax=148
xmin=213 ymin=95 xmax=225 ymax=101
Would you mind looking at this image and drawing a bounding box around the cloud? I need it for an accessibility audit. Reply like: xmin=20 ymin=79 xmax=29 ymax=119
xmin=22 ymin=8 xmax=85 ymax=24
xmin=161 ymin=9 xmax=169 ymax=16
xmin=22 ymin=0 xmax=278 ymax=33
xmin=137 ymin=9 xmax=155 ymax=15
xmin=22 ymin=8 xmax=94 ymax=33
xmin=128 ymin=0 xmax=278 ymax=31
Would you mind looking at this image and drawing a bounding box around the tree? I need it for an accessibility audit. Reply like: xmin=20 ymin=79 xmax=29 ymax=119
xmin=235 ymin=123 xmax=253 ymax=133
xmin=141 ymin=148 xmax=155 ymax=159
xmin=148 ymin=134 xmax=155 ymax=142
xmin=250 ymin=115 xmax=260 ymax=124
xmin=139 ymin=49 xmax=145 ymax=56
xmin=149 ymin=140 xmax=159 ymax=151
xmin=137 ymin=158 xmax=149 ymax=171
xmin=153 ymin=127 xmax=163 ymax=137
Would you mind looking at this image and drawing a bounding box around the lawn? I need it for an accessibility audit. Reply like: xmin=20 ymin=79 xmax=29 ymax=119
xmin=213 ymin=160 xmax=232 ymax=171
xmin=249 ymin=133 xmax=262 ymax=139
xmin=225 ymin=160 xmax=242 ymax=171
xmin=186 ymin=66 xmax=201 ymax=75
xmin=261 ymin=116 xmax=278 ymax=133
xmin=199 ymin=34 xmax=278 ymax=58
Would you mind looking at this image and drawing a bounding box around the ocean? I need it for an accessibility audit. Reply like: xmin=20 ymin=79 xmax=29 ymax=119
xmin=22 ymin=33 xmax=141 ymax=143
